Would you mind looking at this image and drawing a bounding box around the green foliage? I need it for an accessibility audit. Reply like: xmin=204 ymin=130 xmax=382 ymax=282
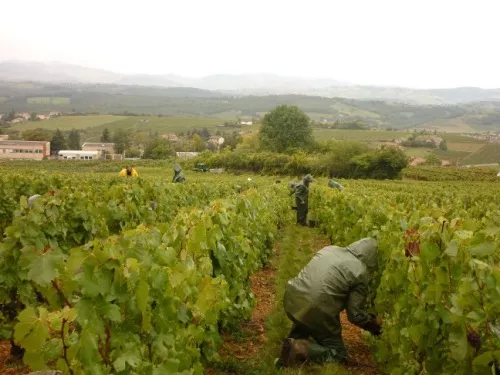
xmin=29 ymin=112 xmax=38 ymax=121
xmin=310 ymin=181 xmax=500 ymax=374
xmin=112 ymin=129 xmax=131 ymax=154
xmin=67 ymin=129 xmax=81 ymax=150
xmin=100 ymin=128 xmax=111 ymax=142
xmin=425 ymin=152 xmax=441 ymax=165
xmin=21 ymin=128 xmax=52 ymax=141
xmin=404 ymin=166 xmax=499 ymax=182
xmin=440 ymin=140 xmax=448 ymax=151
xmin=1 ymin=181 xmax=289 ymax=374
xmin=259 ymin=105 xmax=313 ymax=152
xmin=50 ymin=129 xmax=67 ymax=155
xmin=143 ymin=138 xmax=174 ymax=159
xmin=193 ymin=144 xmax=407 ymax=179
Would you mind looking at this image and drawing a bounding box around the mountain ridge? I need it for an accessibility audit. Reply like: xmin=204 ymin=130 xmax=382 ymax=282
xmin=1 ymin=61 xmax=500 ymax=105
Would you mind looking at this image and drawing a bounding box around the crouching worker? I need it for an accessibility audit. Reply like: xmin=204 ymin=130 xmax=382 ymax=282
xmin=172 ymin=164 xmax=186 ymax=183
xmin=278 ymin=238 xmax=382 ymax=367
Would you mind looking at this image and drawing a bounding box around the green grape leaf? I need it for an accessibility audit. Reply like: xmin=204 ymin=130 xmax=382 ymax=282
xmin=449 ymin=330 xmax=467 ymax=361
xmin=28 ymin=251 xmax=63 ymax=286
xmin=470 ymin=241 xmax=496 ymax=257
xmin=136 ymin=280 xmax=149 ymax=313
xmin=445 ymin=240 xmax=458 ymax=257
xmin=113 ymin=350 xmax=140 ymax=372
xmin=14 ymin=307 xmax=49 ymax=352
xmin=23 ymin=351 xmax=47 ymax=370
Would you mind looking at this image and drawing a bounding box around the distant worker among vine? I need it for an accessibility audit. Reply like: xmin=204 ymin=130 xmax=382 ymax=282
xmin=278 ymin=238 xmax=382 ymax=367
xmin=328 ymin=171 xmax=344 ymax=191
xmin=290 ymin=174 xmax=313 ymax=226
xmin=172 ymin=164 xmax=186 ymax=183
xmin=119 ymin=166 xmax=138 ymax=177
xmin=28 ymin=194 xmax=41 ymax=208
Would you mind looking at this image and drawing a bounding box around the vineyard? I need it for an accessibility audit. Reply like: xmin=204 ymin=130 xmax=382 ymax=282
xmin=0 ymin=166 xmax=499 ymax=374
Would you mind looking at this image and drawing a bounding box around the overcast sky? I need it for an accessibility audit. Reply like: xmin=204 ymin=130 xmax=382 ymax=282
xmin=1 ymin=0 xmax=499 ymax=89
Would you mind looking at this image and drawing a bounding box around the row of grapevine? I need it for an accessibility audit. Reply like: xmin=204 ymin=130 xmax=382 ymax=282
xmin=6 ymin=187 xmax=291 ymax=374
xmin=310 ymin=184 xmax=500 ymax=374
xmin=0 ymin=172 xmax=257 ymax=235
xmin=404 ymin=166 xmax=499 ymax=182
xmin=0 ymin=175 xmax=256 ymax=355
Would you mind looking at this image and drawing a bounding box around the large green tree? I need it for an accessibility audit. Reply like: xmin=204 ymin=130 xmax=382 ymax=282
xmin=259 ymin=105 xmax=313 ymax=152
xmin=68 ymin=129 xmax=81 ymax=150
xmin=100 ymin=128 xmax=111 ymax=142
xmin=50 ymin=129 xmax=67 ymax=155
xmin=113 ymin=130 xmax=131 ymax=154
xmin=143 ymin=138 xmax=173 ymax=159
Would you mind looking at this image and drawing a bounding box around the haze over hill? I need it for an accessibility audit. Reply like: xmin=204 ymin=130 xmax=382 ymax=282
xmin=2 ymin=61 xmax=500 ymax=105
xmin=2 ymin=79 xmax=500 ymax=133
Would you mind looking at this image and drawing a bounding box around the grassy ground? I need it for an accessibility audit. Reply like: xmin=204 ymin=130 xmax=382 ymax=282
xmin=462 ymin=143 xmax=500 ymax=165
xmin=8 ymin=115 xmax=127 ymax=130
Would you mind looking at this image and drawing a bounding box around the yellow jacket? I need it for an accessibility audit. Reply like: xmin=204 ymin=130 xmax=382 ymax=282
xmin=119 ymin=168 xmax=138 ymax=177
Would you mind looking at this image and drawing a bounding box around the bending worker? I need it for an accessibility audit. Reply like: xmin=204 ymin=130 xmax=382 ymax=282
xmin=290 ymin=174 xmax=313 ymax=226
xmin=119 ymin=166 xmax=138 ymax=177
xmin=172 ymin=164 xmax=186 ymax=183
xmin=279 ymin=238 xmax=382 ymax=367
xmin=328 ymin=171 xmax=344 ymax=190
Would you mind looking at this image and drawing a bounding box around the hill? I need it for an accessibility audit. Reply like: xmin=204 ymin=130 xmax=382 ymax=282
xmin=2 ymin=81 xmax=500 ymax=132
xmin=2 ymin=61 xmax=500 ymax=105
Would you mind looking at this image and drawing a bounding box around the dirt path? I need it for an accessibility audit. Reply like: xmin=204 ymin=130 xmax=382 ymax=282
xmin=208 ymin=226 xmax=379 ymax=375
xmin=0 ymin=341 xmax=28 ymax=375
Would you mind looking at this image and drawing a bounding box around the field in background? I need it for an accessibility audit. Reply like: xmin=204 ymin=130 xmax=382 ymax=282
xmin=8 ymin=115 xmax=127 ymax=131
xmin=26 ymin=97 xmax=71 ymax=104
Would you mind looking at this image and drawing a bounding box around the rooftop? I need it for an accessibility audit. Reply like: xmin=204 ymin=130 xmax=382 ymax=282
xmin=0 ymin=140 xmax=49 ymax=146
xmin=82 ymin=142 xmax=115 ymax=147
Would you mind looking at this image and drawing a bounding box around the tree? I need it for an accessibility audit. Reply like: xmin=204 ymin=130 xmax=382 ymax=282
xmin=113 ymin=130 xmax=131 ymax=154
xmin=5 ymin=110 xmax=16 ymax=122
xmin=259 ymin=105 xmax=313 ymax=152
xmin=424 ymin=153 xmax=441 ymax=166
xmin=191 ymin=134 xmax=206 ymax=152
xmin=29 ymin=112 xmax=38 ymax=121
xmin=143 ymin=138 xmax=173 ymax=159
xmin=201 ymin=127 xmax=210 ymax=139
xmin=68 ymin=129 xmax=81 ymax=150
xmin=50 ymin=129 xmax=67 ymax=155
xmin=21 ymin=129 xmax=52 ymax=141
xmin=100 ymin=128 xmax=111 ymax=142
xmin=439 ymin=140 xmax=448 ymax=151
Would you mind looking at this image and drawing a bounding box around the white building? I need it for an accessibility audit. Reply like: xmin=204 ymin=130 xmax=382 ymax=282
xmin=58 ymin=150 xmax=100 ymax=160
xmin=176 ymin=152 xmax=199 ymax=160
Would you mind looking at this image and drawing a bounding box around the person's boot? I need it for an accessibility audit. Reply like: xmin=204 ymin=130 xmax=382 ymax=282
xmin=279 ymin=338 xmax=310 ymax=367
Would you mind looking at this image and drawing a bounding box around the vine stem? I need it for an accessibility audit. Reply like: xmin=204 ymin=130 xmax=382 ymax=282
xmin=52 ymin=280 xmax=72 ymax=307
xmin=61 ymin=319 xmax=75 ymax=375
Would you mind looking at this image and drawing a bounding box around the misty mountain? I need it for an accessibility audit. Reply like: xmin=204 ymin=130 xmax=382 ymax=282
xmin=1 ymin=61 xmax=500 ymax=105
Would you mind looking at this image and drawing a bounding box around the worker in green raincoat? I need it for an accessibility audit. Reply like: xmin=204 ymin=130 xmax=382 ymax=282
xmin=290 ymin=174 xmax=313 ymax=226
xmin=279 ymin=238 xmax=382 ymax=367
xmin=172 ymin=164 xmax=186 ymax=183
xmin=328 ymin=171 xmax=344 ymax=190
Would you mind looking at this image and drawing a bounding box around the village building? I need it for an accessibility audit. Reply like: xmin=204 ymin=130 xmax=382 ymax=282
xmin=0 ymin=135 xmax=9 ymax=141
xmin=176 ymin=152 xmax=199 ymax=160
xmin=0 ymin=140 xmax=50 ymax=160
xmin=82 ymin=142 xmax=115 ymax=154
xmin=160 ymin=133 xmax=179 ymax=142
xmin=238 ymin=116 xmax=254 ymax=126
xmin=58 ymin=150 xmax=100 ymax=160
